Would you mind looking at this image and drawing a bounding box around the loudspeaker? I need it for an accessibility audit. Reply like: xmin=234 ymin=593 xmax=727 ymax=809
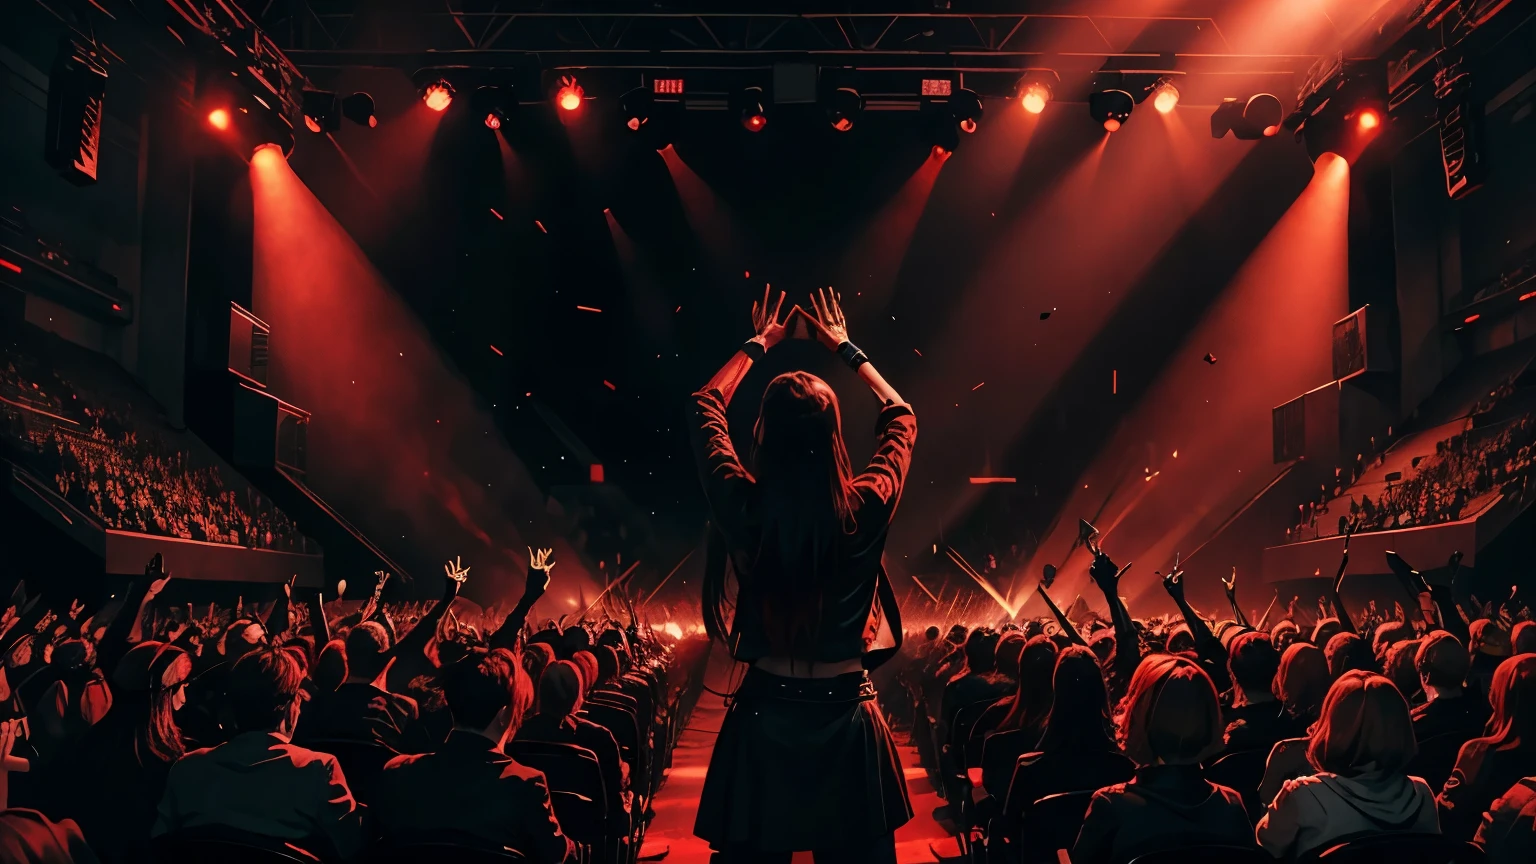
xmin=45 ymin=36 xmax=108 ymax=186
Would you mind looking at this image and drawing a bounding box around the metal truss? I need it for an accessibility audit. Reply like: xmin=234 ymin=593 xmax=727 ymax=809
xmin=238 ymin=1 xmax=1330 ymax=78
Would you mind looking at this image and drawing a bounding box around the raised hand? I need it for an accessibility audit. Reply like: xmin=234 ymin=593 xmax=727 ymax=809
xmin=1222 ymin=567 xmax=1238 ymax=599
xmin=444 ymin=556 xmax=471 ymax=584
xmin=527 ymin=547 xmax=556 ymax=595
xmin=1161 ymin=567 xmax=1186 ymax=602
xmin=68 ymin=599 xmax=85 ymax=620
xmin=750 ymin=285 xmax=790 ymax=349
xmin=809 ymin=287 xmax=849 ymax=350
xmin=1089 ymin=548 xmax=1127 ymax=592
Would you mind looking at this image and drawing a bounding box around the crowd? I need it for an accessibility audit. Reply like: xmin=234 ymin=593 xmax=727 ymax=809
xmin=1288 ymin=414 xmax=1535 ymax=542
xmin=3 ymin=344 xmax=312 ymax=553
xmin=896 ymin=542 xmax=1536 ymax=863
xmin=0 ymin=550 xmax=692 ymax=863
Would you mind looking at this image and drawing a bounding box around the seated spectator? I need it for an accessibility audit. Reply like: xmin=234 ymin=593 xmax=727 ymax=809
xmin=1 ymin=716 xmax=99 ymax=864
xmin=153 ymin=646 xmax=365 ymax=861
xmin=50 ymin=642 xmax=191 ymax=863
xmin=968 ymin=631 xmax=1027 ymax=758
xmin=516 ymin=660 xmax=629 ymax=831
xmin=297 ymin=621 xmax=423 ymax=753
xmin=938 ymin=628 xmax=1010 ymax=741
xmin=1513 ymin=622 xmax=1536 ymax=657
xmin=1475 ymin=775 xmax=1536 ymax=864
xmin=374 ymin=649 xmax=574 ymax=862
xmin=1259 ymin=643 xmax=1332 ymax=806
xmin=1222 ymin=631 xmax=1291 ymax=753
xmin=1411 ymin=632 xmax=1489 ymax=742
xmin=979 ymin=635 xmax=1057 ymax=799
xmin=1000 ymin=645 xmax=1132 ymax=824
xmin=1325 ymin=631 xmax=1376 ymax=680
xmin=1070 ymin=654 xmax=1252 ymax=864
xmin=313 ymin=639 xmax=347 ymax=694
xmin=1384 ymin=638 xmax=1424 ymax=705
xmin=1438 ymin=654 xmax=1536 ymax=840
xmin=1257 ymin=671 xmax=1438 ymax=860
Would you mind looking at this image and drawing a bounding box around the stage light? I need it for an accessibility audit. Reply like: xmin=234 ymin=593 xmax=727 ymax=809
xmin=341 ymin=92 xmax=376 ymax=128
xmin=484 ymin=111 xmax=502 ymax=130
xmin=555 ymin=76 xmax=584 ymax=112
xmin=923 ymin=105 xmax=961 ymax=156
xmin=1211 ymin=94 xmax=1283 ymax=140
xmin=1357 ymin=108 xmax=1380 ymax=130
xmin=473 ymin=86 xmax=513 ymax=132
xmin=1089 ymin=90 xmax=1134 ymax=132
xmin=251 ymin=142 xmax=284 ymax=169
xmin=1020 ymin=82 xmax=1051 ymax=115
xmin=423 ymin=80 xmax=454 ymax=112
xmin=733 ymin=86 xmax=768 ymax=132
xmin=1152 ymin=81 xmax=1180 ymax=114
xmin=208 ymin=108 xmax=231 ymax=130
xmin=951 ymin=89 xmax=983 ymax=133
xmin=824 ymin=87 xmax=862 ymax=132
xmin=620 ymin=87 xmax=652 ymax=132
xmin=301 ymin=90 xmax=338 ymax=133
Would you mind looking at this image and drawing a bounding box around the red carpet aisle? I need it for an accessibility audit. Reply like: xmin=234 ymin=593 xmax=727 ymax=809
xmin=643 ymin=643 xmax=963 ymax=863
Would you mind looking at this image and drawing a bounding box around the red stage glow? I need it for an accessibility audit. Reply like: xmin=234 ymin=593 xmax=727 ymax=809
xmin=0 ymin=258 xmax=21 ymax=274
xmin=557 ymin=82 xmax=584 ymax=112
xmin=743 ymin=112 xmax=766 ymax=132
xmin=968 ymin=477 xmax=1018 ymax=485
xmin=1463 ymin=313 xmax=1481 ymax=324
xmin=931 ymin=144 xmax=953 ymax=161
xmin=1520 ymin=291 xmax=1536 ymax=302
xmin=484 ymin=112 xmax=501 ymax=130
xmin=423 ymin=83 xmax=453 ymax=112
xmin=1104 ymin=118 xmax=1122 ymax=132
xmin=208 ymin=108 xmax=231 ymax=130
xmin=1357 ymin=109 xmax=1380 ymax=131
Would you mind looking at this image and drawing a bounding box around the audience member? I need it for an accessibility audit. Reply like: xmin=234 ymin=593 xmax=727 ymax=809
xmin=1070 ymin=654 xmax=1252 ymax=864
xmin=1438 ymin=653 xmax=1536 ymax=840
xmin=1256 ymin=671 xmax=1438 ymax=859
xmin=978 ymin=635 xmax=1057 ymax=799
xmin=152 ymin=646 xmax=366 ymax=861
xmin=374 ymin=648 xmax=574 ymax=861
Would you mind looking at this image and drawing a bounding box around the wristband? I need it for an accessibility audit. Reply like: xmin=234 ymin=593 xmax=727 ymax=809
xmin=740 ymin=339 xmax=767 ymax=361
xmin=837 ymin=340 xmax=869 ymax=370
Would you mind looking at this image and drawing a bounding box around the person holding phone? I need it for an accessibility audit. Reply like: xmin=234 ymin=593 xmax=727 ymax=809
xmin=690 ymin=287 xmax=916 ymax=864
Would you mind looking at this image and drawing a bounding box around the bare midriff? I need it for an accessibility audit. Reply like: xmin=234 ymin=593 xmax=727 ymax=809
xmin=752 ymin=655 xmax=864 ymax=678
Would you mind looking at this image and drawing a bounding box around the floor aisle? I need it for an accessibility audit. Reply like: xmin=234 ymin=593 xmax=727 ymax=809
xmin=642 ymin=643 xmax=963 ymax=863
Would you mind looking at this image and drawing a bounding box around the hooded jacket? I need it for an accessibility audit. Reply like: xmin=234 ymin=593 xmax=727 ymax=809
xmin=1474 ymin=776 xmax=1536 ymax=864
xmin=1256 ymin=770 xmax=1439 ymax=859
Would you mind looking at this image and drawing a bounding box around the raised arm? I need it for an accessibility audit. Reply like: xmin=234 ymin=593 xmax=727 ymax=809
xmin=810 ymin=288 xmax=901 ymax=406
xmin=1223 ymin=568 xmax=1253 ymax=629
xmin=1088 ymin=548 xmax=1142 ymax=680
xmin=1162 ymin=566 xmax=1231 ymax=692
xmin=392 ymin=558 xmax=464 ymax=662
xmin=1037 ymin=585 xmax=1088 ymax=647
xmin=491 ymin=548 xmax=555 ymax=650
xmin=701 ymin=285 xmax=788 ymax=406
xmin=99 ymin=555 xmax=170 ymax=677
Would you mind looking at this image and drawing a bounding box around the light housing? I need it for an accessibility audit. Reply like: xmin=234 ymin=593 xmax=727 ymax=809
xmin=1089 ymin=90 xmax=1134 ymax=132
xmin=732 ymin=86 xmax=768 ymax=132
xmin=423 ymin=80 xmax=454 ymax=112
xmin=824 ymin=87 xmax=863 ymax=132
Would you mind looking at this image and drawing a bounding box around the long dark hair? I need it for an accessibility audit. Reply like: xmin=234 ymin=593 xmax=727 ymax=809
xmin=702 ymin=372 xmax=857 ymax=657
xmin=1039 ymin=646 xmax=1117 ymax=754
xmin=996 ymin=636 xmax=1058 ymax=735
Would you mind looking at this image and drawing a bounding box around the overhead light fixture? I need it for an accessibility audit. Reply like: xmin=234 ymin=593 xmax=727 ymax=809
xmin=554 ymin=75 xmax=584 ymax=113
xmin=473 ymin=86 xmax=514 ymax=130
xmin=1152 ymin=80 xmax=1180 ymax=114
xmin=207 ymin=108 xmax=231 ymax=131
xmin=1089 ymin=90 xmax=1134 ymax=132
xmin=341 ymin=92 xmax=377 ymax=128
xmin=923 ymin=104 xmax=961 ymax=158
xmin=1019 ymin=81 xmax=1052 ymax=115
xmin=422 ymin=79 xmax=454 ymax=112
xmin=824 ymin=87 xmax=863 ymax=132
xmin=1211 ymin=94 xmax=1284 ymax=140
xmin=301 ymin=90 xmax=338 ymax=133
xmin=951 ymin=89 xmax=983 ymax=133
xmin=620 ymin=87 xmax=652 ymax=132
xmin=733 ymin=86 xmax=768 ymax=132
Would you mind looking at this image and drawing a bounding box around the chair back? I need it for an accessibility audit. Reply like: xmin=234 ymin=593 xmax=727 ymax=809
xmin=305 ymin=738 xmax=397 ymax=804
xmin=1129 ymin=845 xmax=1272 ymax=864
xmin=1406 ymin=732 xmax=1468 ymax=792
xmin=505 ymin=739 xmax=610 ymax=842
xmin=151 ymin=831 xmax=321 ymax=864
xmin=1204 ymin=748 xmax=1270 ymax=819
xmin=1308 ymin=832 xmax=1487 ymax=863
xmin=1017 ymin=790 xmax=1097 ymax=863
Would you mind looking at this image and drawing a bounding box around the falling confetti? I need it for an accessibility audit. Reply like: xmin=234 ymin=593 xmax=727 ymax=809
xmin=489 ymin=345 xmax=503 ymax=356
xmin=971 ymin=382 xmax=985 ymax=391
xmin=1112 ymin=369 xmax=1118 ymax=394
xmin=1173 ymin=450 xmax=1179 ymax=458
xmin=535 ymin=220 xmax=547 ymax=233
xmin=576 ymin=305 xmax=602 ymax=313
xmin=675 ymin=306 xmax=681 ymax=313
xmin=1040 ymin=309 xmax=1054 ymax=320
xmin=489 ymin=208 xmax=503 ymax=221
xmin=603 ymin=380 xmax=617 ymax=391
xmin=913 ymin=348 xmax=923 ymax=357
xmin=744 ymin=270 xmax=750 ymax=278
xmin=968 ymin=477 xmax=1017 ymax=485
xmin=1204 ymin=353 xmax=1218 ymax=364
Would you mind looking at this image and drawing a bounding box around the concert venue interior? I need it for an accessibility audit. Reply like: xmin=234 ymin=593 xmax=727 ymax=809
xmin=3 ymin=1 xmax=1536 ymax=863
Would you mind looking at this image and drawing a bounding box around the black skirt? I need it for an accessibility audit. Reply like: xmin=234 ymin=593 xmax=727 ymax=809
xmin=693 ymin=667 xmax=914 ymax=852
